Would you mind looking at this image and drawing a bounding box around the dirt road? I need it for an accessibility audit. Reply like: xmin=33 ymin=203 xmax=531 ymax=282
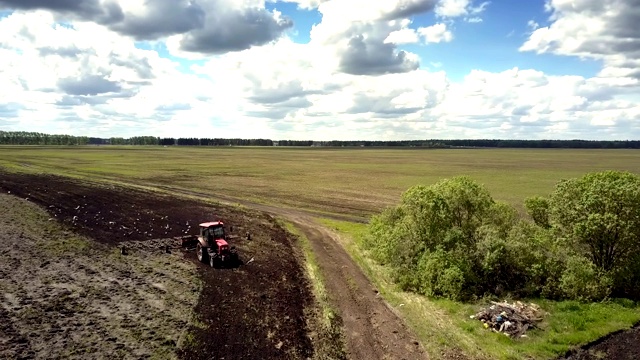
xmin=284 ymin=213 xmax=427 ymax=360
xmin=152 ymin=185 xmax=429 ymax=360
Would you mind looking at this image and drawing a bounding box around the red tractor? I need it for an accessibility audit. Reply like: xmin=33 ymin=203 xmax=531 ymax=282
xmin=178 ymin=221 xmax=238 ymax=268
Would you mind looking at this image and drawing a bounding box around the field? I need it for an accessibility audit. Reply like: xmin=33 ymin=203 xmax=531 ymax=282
xmin=0 ymin=172 xmax=319 ymax=360
xmin=2 ymin=146 xmax=640 ymax=217
xmin=1 ymin=146 xmax=640 ymax=360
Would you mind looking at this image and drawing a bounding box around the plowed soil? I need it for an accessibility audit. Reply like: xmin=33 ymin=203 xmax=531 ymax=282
xmin=0 ymin=196 xmax=202 ymax=359
xmin=558 ymin=323 xmax=640 ymax=360
xmin=0 ymin=172 xmax=314 ymax=359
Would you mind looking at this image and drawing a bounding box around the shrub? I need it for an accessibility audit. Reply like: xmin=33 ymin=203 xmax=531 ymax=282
xmin=506 ymin=221 xmax=566 ymax=299
xmin=560 ymin=256 xmax=612 ymax=301
xmin=417 ymin=248 xmax=467 ymax=300
xmin=363 ymin=176 xmax=518 ymax=301
xmin=524 ymin=195 xmax=550 ymax=228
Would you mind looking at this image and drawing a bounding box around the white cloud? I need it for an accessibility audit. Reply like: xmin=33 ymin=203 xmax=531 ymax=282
xmin=0 ymin=0 xmax=292 ymax=54
xmin=272 ymin=0 xmax=329 ymax=10
xmin=418 ymin=23 xmax=453 ymax=43
xmin=435 ymin=0 xmax=470 ymax=17
xmin=384 ymin=28 xmax=420 ymax=44
xmin=0 ymin=0 xmax=638 ymax=140
xmin=521 ymin=0 xmax=640 ymax=81
xmin=435 ymin=0 xmax=490 ymax=18
xmin=309 ymin=1 xmax=437 ymax=75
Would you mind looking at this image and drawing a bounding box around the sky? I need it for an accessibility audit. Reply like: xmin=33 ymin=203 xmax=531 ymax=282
xmin=0 ymin=0 xmax=639 ymax=141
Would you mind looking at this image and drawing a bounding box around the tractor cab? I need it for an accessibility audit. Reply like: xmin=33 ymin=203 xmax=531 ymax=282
xmin=200 ymin=221 xmax=226 ymax=242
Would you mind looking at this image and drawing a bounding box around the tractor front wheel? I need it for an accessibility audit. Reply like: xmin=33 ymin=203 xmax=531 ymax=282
xmin=209 ymin=253 xmax=219 ymax=268
xmin=196 ymin=243 xmax=208 ymax=263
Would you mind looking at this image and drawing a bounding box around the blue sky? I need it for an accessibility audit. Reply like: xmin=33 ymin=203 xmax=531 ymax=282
xmin=263 ymin=0 xmax=602 ymax=81
xmin=0 ymin=0 xmax=638 ymax=140
xmin=141 ymin=0 xmax=604 ymax=82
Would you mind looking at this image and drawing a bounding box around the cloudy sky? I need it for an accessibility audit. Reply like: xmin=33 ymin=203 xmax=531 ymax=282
xmin=0 ymin=0 xmax=639 ymax=140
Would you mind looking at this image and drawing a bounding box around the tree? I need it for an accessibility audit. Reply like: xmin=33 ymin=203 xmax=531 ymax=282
xmin=364 ymin=176 xmax=525 ymax=300
xmin=549 ymin=171 xmax=640 ymax=272
xmin=545 ymin=170 xmax=640 ymax=298
xmin=363 ymin=171 xmax=640 ymax=301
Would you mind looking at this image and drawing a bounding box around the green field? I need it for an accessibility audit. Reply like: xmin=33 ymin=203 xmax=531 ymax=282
xmin=1 ymin=146 xmax=638 ymax=217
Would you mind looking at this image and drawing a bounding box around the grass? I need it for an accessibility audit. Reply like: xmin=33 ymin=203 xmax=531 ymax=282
xmin=0 ymin=193 xmax=92 ymax=256
xmin=280 ymin=220 xmax=346 ymax=360
xmin=1 ymin=146 xmax=639 ymax=217
xmin=319 ymin=218 xmax=640 ymax=360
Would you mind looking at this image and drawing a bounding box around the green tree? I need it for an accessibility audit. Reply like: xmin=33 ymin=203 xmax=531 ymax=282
xmin=364 ymin=176 xmax=524 ymax=299
xmin=524 ymin=195 xmax=550 ymax=228
xmin=549 ymin=171 xmax=640 ymax=272
xmin=363 ymin=171 xmax=640 ymax=301
xmin=546 ymin=170 xmax=640 ymax=298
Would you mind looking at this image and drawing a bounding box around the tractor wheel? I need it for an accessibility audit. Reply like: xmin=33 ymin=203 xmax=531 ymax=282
xmin=209 ymin=254 xmax=219 ymax=268
xmin=196 ymin=243 xmax=208 ymax=263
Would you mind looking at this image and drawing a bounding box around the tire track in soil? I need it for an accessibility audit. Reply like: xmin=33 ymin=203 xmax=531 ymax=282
xmin=0 ymin=304 xmax=32 ymax=359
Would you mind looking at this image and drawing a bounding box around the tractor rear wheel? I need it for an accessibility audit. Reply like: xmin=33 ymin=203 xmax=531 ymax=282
xmin=196 ymin=243 xmax=208 ymax=263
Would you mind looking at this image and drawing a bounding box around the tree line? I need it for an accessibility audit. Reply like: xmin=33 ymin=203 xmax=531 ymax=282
xmin=0 ymin=131 xmax=89 ymax=145
xmin=1 ymin=131 xmax=639 ymax=148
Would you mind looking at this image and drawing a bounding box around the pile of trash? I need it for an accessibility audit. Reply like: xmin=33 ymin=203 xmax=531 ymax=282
xmin=470 ymin=301 xmax=545 ymax=338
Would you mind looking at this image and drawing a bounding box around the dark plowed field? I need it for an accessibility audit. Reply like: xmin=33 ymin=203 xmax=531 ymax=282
xmin=558 ymin=322 xmax=640 ymax=360
xmin=0 ymin=172 xmax=314 ymax=359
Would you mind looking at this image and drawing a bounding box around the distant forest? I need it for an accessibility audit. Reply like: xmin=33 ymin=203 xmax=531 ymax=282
xmin=1 ymin=131 xmax=639 ymax=149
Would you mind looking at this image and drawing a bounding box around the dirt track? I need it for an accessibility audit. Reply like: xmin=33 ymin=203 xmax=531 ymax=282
xmin=284 ymin=214 xmax=428 ymax=360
